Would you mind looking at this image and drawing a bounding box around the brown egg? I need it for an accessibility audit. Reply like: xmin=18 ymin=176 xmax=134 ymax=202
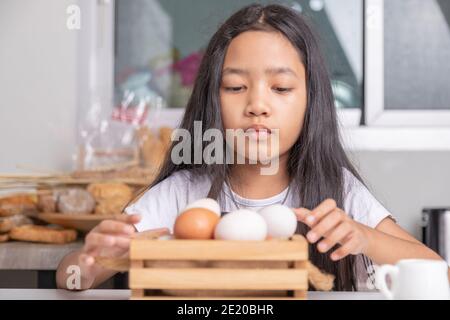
xmin=174 ymin=208 xmax=220 ymax=240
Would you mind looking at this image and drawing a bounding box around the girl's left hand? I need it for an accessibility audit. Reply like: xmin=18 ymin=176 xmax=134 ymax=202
xmin=293 ymin=199 xmax=370 ymax=261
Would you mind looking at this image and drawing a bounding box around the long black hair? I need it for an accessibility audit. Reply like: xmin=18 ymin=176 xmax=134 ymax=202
xmin=133 ymin=4 xmax=366 ymax=291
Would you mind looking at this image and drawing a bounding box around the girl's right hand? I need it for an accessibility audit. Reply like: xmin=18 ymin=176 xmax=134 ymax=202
xmin=78 ymin=214 xmax=141 ymax=270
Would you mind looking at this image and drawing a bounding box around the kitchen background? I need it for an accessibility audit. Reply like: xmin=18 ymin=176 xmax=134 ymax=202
xmin=0 ymin=0 xmax=449 ymax=288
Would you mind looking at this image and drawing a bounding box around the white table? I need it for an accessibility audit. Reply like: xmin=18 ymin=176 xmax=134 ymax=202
xmin=0 ymin=289 xmax=385 ymax=300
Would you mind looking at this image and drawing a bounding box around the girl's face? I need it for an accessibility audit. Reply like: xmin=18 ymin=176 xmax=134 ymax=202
xmin=220 ymin=31 xmax=307 ymax=166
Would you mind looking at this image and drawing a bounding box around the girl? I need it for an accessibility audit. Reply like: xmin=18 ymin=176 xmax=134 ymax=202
xmin=57 ymin=4 xmax=445 ymax=291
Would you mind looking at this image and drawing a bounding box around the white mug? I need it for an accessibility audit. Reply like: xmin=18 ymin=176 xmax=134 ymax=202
xmin=375 ymin=259 xmax=450 ymax=300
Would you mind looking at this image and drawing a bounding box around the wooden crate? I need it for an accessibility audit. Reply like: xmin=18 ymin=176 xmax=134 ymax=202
xmin=129 ymin=234 xmax=309 ymax=300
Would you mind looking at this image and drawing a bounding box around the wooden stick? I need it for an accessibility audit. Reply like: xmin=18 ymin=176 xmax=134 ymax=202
xmin=293 ymin=261 xmax=308 ymax=299
xmin=0 ymin=189 xmax=52 ymax=196
xmin=15 ymin=164 xmax=67 ymax=175
xmin=131 ymin=260 xmax=145 ymax=298
xmin=0 ymin=177 xmax=150 ymax=186
xmin=72 ymin=159 xmax=139 ymax=172
xmin=0 ymin=174 xmax=71 ymax=179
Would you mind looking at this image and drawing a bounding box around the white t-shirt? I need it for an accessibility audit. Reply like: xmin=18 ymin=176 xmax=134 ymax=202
xmin=124 ymin=168 xmax=394 ymax=290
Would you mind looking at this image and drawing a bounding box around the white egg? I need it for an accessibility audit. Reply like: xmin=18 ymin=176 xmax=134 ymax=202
xmin=214 ymin=209 xmax=267 ymax=241
xmin=258 ymin=204 xmax=297 ymax=239
xmin=182 ymin=198 xmax=221 ymax=216
xmin=157 ymin=234 xmax=174 ymax=241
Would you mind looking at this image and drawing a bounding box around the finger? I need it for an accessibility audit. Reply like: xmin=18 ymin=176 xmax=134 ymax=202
xmin=113 ymin=214 xmax=142 ymax=225
xmin=317 ymin=221 xmax=353 ymax=253
xmin=112 ymin=236 xmax=131 ymax=249
xmin=88 ymin=235 xmax=131 ymax=251
xmin=79 ymin=253 xmax=96 ymax=267
xmin=80 ymin=236 xmax=130 ymax=266
xmin=306 ymin=209 xmax=344 ymax=243
xmin=307 ymin=199 xmax=337 ymax=226
xmin=84 ymin=232 xmax=116 ymax=252
xmin=97 ymin=220 xmax=136 ymax=235
xmin=292 ymin=208 xmax=312 ymax=224
xmin=90 ymin=214 xmax=140 ymax=233
xmin=330 ymin=238 xmax=358 ymax=261
xmin=133 ymin=227 xmax=171 ymax=240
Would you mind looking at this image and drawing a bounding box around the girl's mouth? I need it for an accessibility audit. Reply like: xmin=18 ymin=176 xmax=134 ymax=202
xmin=244 ymin=125 xmax=272 ymax=140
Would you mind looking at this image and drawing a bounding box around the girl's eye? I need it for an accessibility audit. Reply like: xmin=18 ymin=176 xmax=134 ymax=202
xmin=224 ymin=86 xmax=245 ymax=93
xmin=273 ymin=87 xmax=293 ymax=94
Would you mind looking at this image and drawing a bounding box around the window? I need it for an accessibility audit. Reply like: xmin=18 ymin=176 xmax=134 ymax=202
xmin=365 ymin=0 xmax=450 ymax=126
xmin=113 ymin=0 xmax=363 ymax=126
xmin=78 ymin=0 xmax=450 ymax=150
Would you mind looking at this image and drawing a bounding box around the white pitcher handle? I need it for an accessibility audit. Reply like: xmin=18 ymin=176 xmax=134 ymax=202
xmin=375 ymin=265 xmax=399 ymax=300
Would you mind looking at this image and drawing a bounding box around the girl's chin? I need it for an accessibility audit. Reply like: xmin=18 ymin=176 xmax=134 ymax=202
xmin=237 ymin=153 xmax=280 ymax=165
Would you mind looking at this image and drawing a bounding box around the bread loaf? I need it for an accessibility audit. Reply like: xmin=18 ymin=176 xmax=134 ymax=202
xmin=0 ymin=214 xmax=33 ymax=233
xmin=0 ymin=194 xmax=37 ymax=217
xmin=87 ymin=183 xmax=133 ymax=215
xmin=9 ymin=225 xmax=77 ymax=244
xmin=37 ymin=192 xmax=58 ymax=213
xmin=57 ymin=188 xmax=95 ymax=214
xmin=0 ymin=233 xmax=9 ymax=243
xmin=159 ymin=126 xmax=173 ymax=148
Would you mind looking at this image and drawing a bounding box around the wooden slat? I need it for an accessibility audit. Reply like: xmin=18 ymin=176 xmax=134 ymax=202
xmin=130 ymin=260 xmax=144 ymax=298
xmin=130 ymin=237 xmax=308 ymax=261
xmin=129 ymin=268 xmax=307 ymax=290
xmin=294 ymin=261 xmax=308 ymax=299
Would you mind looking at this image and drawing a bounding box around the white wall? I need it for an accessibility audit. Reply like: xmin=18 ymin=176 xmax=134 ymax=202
xmin=0 ymin=0 xmax=78 ymax=173
xmin=349 ymin=151 xmax=450 ymax=239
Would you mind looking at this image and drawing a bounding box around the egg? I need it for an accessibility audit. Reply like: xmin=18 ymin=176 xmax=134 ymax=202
xmin=174 ymin=208 xmax=220 ymax=239
xmin=157 ymin=234 xmax=174 ymax=240
xmin=258 ymin=204 xmax=297 ymax=239
xmin=182 ymin=198 xmax=221 ymax=216
xmin=214 ymin=209 xmax=267 ymax=241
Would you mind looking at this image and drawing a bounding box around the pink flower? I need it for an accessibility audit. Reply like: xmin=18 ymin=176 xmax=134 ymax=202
xmin=172 ymin=51 xmax=204 ymax=86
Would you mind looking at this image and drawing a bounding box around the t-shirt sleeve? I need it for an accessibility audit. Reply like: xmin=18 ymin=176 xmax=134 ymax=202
xmin=124 ymin=172 xmax=189 ymax=233
xmin=343 ymin=168 xmax=395 ymax=229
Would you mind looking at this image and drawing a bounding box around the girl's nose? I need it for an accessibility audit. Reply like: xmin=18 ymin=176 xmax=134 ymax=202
xmin=244 ymin=88 xmax=271 ymax=117
xmin=246 ymin=106 xmax=269 ymax=117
